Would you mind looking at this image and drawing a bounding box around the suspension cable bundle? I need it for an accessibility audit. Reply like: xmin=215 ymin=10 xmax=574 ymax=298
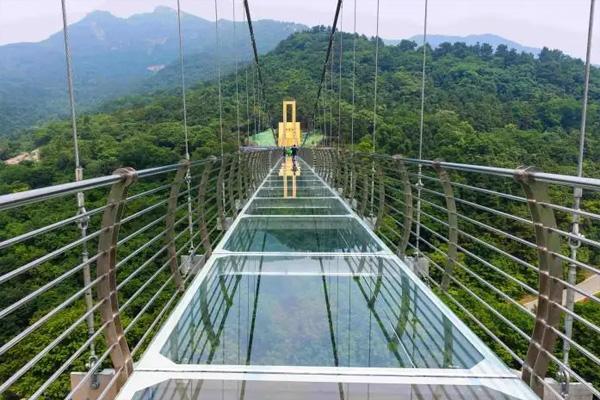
xmin=242 ymin=0 xmax=277 ymax=144
xmin=303 ymin=0 xmax=344 ymax=147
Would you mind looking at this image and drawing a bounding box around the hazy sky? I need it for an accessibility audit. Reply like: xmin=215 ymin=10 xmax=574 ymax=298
xmin=0 ymin=0 xmax=596 ymax=61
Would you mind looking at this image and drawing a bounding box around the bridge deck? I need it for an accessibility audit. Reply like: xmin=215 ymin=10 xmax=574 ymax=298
xmin=117 ymin=158 xmax=538 ymax=400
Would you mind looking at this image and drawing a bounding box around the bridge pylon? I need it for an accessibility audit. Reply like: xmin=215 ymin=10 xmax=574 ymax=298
xmin=278 ymin=100 xmax=301 ymax=147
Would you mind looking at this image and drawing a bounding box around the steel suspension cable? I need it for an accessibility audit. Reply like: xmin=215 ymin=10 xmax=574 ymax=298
xmin=242 ymin=0 xmax=277 ymax=143
xmin=176 ymin=0 xmax=191 ymax=161
xmin=233 ymin=0 xmax=241 ymax=150
xmin=369 ymin=0 xmax=381 ymax=216
xmin=176 ymin=0 xmax=195 ymax=257
xmin=338 ymin=2 xmax=344 ymax=149
xmin=252 ymin=64 xmax=257 ymax=136
xmin=371 ymin=0 xmax=380 ymax=152
xmin=414 ymin=0 xmax=429 ymax=259
xmin=350 ymin=0 xmax=357 ymax=149
xmin=330 ymin=46 xmax=335 ymax=147
xmin=563 ymin=0 xmax=596 ymax=394
xmin=245 ymin=69 xmax=250 ymax=144
xmin=304 ymin=0 xmax=344 ymax=147
xmin=214 ymin=0 xmax=225 ymax=157
xmin=60 ymin=0 xmax=97 ymax=376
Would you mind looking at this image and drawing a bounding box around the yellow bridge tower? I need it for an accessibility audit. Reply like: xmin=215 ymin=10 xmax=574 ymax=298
xmin=278 ymin=100 xmax=302 ymax=147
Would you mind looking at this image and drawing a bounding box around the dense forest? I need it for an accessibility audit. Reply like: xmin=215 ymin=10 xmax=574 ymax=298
xmin=3 ymin=27 xmax=600 ymax=186
xmin=1 ymin=26 xmax=600 ymax=398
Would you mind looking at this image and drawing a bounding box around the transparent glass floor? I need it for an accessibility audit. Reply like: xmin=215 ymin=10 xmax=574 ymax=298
xmin=131 ymin=379 xmax=533 ymax=400
xmin=246 ymin=198 xmax=349 ymax=215
xmin=161 ymin=255 xmax=482 ymax=369
xmin=256 ymin=186 xmax=334 ymax=198
xmin=222 ymin=217 xmax=382 ymax=253
xmin=118 ymin=158 xmax=538 ymax=400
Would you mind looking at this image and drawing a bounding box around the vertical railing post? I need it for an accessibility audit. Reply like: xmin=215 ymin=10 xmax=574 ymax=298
xmin=237 ymin=153 xmax=244 ymax=209
xmin=341 ymin=150 xmax=350 ymax=198
xmin=349 ymin=153 xmax=357 ymax=207
xmin=96 ymin=167 xmax=137 ymax=390
xmin=374 ymin=164 xmax=385 ymax=231
xmin=242 ymin=152 xmax=252 ymax=197
xmin=197 ymin=157 xmax=216 ymax=259
xmin=359 ymin=158 xmax=369 ymax=217
xmin=332 ymin=149 xmax=342 ymax=191
xmin=228 ymin=154 xmax=238 ymax=216
xmin=315 ymin=149 xmax=323 ymax=176
xmin=324 ymin=149 xmax=333 ymax=184
xmin=165 ymin=160 xmax=189 ymax=291
xmin=515 ymin=167 xmax=564 ymax=398
xmin=393 ymin=155 xmax=414 ymax=260
xmin=320 ymin=149 xmax=327 ymax=178
xmin=249 ymin=151 xmax=258 ymax=191
xmin=217 ymin=155 xmax=230 ymax=231
xmin=432 ymin=161 xmax=458 ymax=291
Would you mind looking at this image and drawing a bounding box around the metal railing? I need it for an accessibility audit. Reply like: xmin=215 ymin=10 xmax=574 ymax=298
xmin=308 ymin=148 xmax=600 ymax=400
xmin=2 ymin=146 xmax=599 ymax=400
xmin=0 ymin=150 xmax=275 ymax=400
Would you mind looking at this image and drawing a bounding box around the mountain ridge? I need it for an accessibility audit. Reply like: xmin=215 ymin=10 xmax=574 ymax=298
xmin=0 ymin=7 xmax=306 ymax=137
xmin=385 ymin=33 xmax=540 ymax=55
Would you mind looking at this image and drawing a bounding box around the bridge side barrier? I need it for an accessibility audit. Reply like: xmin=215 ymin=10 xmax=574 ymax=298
xmin=306 ymin=147 xmax=600 ymax=400
xmin=0 ymin=150 xmax=272 ymax=400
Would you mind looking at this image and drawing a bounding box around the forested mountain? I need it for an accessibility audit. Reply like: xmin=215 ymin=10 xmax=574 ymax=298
xmin=0 ymin=7 xmax=306 ymax=137
xmin=389 ymin=33 xmax=541 ymax=55
xmin=1 ymin=27 xmax=600 ymax=398
xmin=2 ymin=27 xmax=599 ymax=183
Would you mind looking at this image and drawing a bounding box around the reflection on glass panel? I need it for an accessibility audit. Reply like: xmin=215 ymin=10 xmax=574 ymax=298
xmin=257 ymin=187 xmax=333 ymax=198
xmin=133 ymin=379 xmax=529 ymax=400
xmin=262 ymin=179 xmax=327 ymax=189
xmin=246 ymin=198 xmax=349 ymax=215
xmin=160 ymin=256 xmax=484 ymax=369
xmin=266 ymin=174 xmax=319 ymax=181
xmin=223 ymin=217 xmax=382 ymax=253
xmin=276 ymin=157 xmax=302 ymax=198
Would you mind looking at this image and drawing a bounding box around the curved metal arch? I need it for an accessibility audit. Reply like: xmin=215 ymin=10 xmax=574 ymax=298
xmin=515 ymin=166 xmax=564 ymax=397
xmin=96 ymin=167 xmax=137 ymax=389
xmin=165 ymin=160 xmax=190 ymax=292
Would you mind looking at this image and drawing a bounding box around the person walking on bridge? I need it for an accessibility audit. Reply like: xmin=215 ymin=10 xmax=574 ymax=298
xmin=291 ymin=144 xmax=298 ymax=162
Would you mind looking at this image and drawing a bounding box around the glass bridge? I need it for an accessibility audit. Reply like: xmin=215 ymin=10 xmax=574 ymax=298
xmin=117 ymin=158 xmax=538 ymax=400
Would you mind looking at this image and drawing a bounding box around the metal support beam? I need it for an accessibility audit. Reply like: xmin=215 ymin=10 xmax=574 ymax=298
xmin=217 ymin=156 xmax=230 ymax=230
xmin=359 ymin=159 xmax=369 ymax=217
xmin=515 ymin=167 xmax=564 ymax=398
xmin=227 ymin=154 xmax=238 ymax=216
xmin=165 ymin=161 xmax=189 ymax=292
xmin=374 ymin=165 xmax=385 ymax=231
xmin=96 ymin=167 xmax=137 ymax=390
xmin=393 ymin=155 xmax=414 ymax=260
xmin=197 ymin=158 xmax=217 ymax=258
xmin=432 ymin=161 xmax=458 ymax=291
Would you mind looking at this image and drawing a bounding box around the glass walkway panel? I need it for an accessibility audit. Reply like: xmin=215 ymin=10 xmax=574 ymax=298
xmin=117 ymin=158 xmax=538 ymax=400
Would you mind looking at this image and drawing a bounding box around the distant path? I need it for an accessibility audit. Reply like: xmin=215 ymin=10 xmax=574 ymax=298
xmin=523 ymin=274 xmax=600 ymax=311
xmin=248 ymin=130 xmax=276 ymax=147
xmin=247 ymin=130 xmax=323 ymax=147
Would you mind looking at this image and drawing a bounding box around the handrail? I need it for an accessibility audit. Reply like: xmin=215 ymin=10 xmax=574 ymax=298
xmin=369 ymin=152 xmax=600 ymax=191
xmin=0 ymin=159 xmax=213 ymax=211
xmin=0 ymin=150 xmax=275 ymax=400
